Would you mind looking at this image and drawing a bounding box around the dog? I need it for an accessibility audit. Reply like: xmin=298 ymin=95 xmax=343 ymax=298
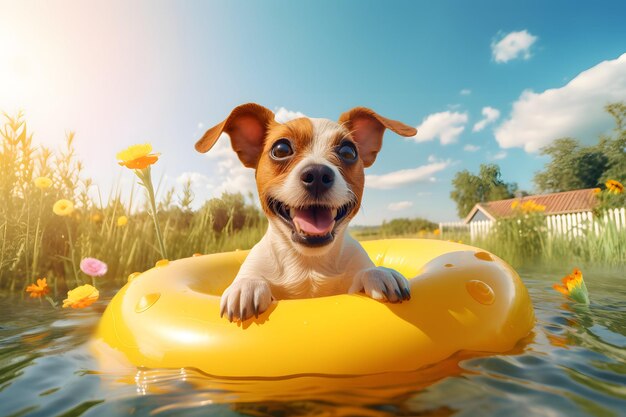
xmin=195 ymin=103 xmax=417 ymax=321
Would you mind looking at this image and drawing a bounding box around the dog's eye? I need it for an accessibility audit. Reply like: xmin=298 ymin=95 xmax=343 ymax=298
xmin=337 ymin=142 xmax=358 ymax=163
xmin=270 ymin=139 xmax=294 ymax=160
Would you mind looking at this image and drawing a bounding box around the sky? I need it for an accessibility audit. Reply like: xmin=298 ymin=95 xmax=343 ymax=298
xmin=1 ymin=0 xmax=625 ymax=225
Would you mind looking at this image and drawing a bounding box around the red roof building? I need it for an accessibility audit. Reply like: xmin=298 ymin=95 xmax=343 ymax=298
xmin=464 ymin=188 xmax=599 ymax=223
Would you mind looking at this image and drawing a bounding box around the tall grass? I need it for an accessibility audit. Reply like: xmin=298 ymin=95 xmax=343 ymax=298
xmin=473 ymin=211 xmax=626 ymax=269
xmin=351 ymin=217 xmax=440 ymax=241
xmin=0 ymin=112 xmax=266 ymax=295
xmin=353 ymin=208 xmax=624 ymax=269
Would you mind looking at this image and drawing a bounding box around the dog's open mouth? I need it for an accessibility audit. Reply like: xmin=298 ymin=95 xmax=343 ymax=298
xmin=268 ymin=199 xmax=354 ymax=247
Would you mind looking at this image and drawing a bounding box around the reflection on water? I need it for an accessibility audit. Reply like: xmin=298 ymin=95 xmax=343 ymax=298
xmin=1 ymin=269 xmax=626 ymax=416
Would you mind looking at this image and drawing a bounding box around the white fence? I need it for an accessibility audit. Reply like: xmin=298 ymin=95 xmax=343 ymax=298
xmin=440 ymin=208 xmax=626 ymax=240
xmin=438 ymin=221 xmax=470 ymax=239
xmin=469 ymin=220 xmax=493 ymax=241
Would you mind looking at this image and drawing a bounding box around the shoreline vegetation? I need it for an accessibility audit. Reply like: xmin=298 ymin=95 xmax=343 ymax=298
xmin=352 ymin=205 xmax=625 ymax=271
xmin=1 ymin=111 xmax=623 ymax=299
xmin=0 ymin=112 xmax=266 ymax=297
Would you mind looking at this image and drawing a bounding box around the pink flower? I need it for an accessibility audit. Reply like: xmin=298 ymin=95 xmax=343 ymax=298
xmin=80 ymin=257 xmax=108 ymax=277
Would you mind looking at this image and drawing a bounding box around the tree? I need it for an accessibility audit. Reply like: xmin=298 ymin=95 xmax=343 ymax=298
xmin=380 ymin=217 xmax=437 ymax=236
xmin=534 ymin=138 xmax=608 ymax=193
xmin=450 ymin=164 xmax=518 ymax=218
xmin=199 ymin=192 xmax=263 ymax=232
xmin=534 ymin=102 xmax=625 ymax=193
xmin=601 ymin=102 xmax=626 ymax=183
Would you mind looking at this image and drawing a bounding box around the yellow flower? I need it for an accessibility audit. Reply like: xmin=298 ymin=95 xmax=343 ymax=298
xmin=433 ymin=229 xmax=440 ymax=236
xmin=515 ymin=200 xmax=546 ymax=213
xmin=593 ymin=188 xmax=601 ymax=194
xmin=528 ymin=202 xmax=540 ymax=212
xmin=116 ymin=143 xmax=159 ymax=169
xmin=62 ymin=284 xmax=99 ymax=308
xmin=26 ymin=278 xmax=50 ymax=298
xmin=34 ymin=176 xmax=52 ymax=189
xmin=553 ymin=268 xmax=589 ymax=304
xmin=91 ymin=213 xmax=103 ymax=223
xmin=117 ymin=215 xmax=128 ymax=227
xmin=53 ymin=199 xmax=74 ymax=216
xmin=606 ymin=179 xmax=624 ymax=194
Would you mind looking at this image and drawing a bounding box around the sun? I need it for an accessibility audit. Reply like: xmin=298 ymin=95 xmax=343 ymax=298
xmin=0 ymin=25 xmax=38 ymax=110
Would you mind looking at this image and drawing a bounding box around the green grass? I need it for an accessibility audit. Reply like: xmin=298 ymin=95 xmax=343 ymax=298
xmin=0 ymin=112 xmax=266 ymax=296
xmin=472 ymin=211 xmax=626 ymax=269
xmin=353 ymin=209 xmax=625 ymax=270
xmin=350 ymin=217 xmax=440 ymax=241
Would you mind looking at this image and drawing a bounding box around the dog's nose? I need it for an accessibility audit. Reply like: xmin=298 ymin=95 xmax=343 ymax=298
xmin=300 ymin=164 xmax=335 ymax=195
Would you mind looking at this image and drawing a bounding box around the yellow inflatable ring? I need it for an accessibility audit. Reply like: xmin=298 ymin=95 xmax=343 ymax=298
xmin=95 ymin=239 xmax=534 ymax=377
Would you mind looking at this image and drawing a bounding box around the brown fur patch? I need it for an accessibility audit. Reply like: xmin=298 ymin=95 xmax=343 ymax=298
xmin=256 ymin=117 xmax=366 ymax=222
xmin=328 ymin=135 xmax=365 ymax=219
xmin=256 ymin=118 xmax=315 ymax=216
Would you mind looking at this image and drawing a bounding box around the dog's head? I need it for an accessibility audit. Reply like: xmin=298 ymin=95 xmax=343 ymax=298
xmin=195 ymin=104 xmax=416 ymax=255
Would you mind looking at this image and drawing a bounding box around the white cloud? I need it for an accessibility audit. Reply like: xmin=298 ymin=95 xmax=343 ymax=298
xmin=197 ymin=122 xmax=204 ymax=129
xmin=274 ymin=107 xmax=306 ymax=123
xmin=488 ymin=150 xmax=507 ymax=160
xmin=411 ymin=111 xmax=468 ymax=145
xmin=463 ymin=144 xmax=480 ymax=152
xmin=365 ymin=160 xmax=451 ymax=190
xmin=202 ymin=133 xmax=236 ymax=159
xmin=387 ymin=201 xmax=413 ymax=211
xmin=472 ymin=106 xmax=501 ymax=132
xmin=193 ymin=134 xmax=258 ymax=200
xmin=177 ymin=171 xmax=213 ymax=189
xmin=491 ymin=30 xmax=538 ymax=63
xmin=460 ymin=89 xmax=472 ymax=96
xmin=495 ymin=53 xmax=626 ymax=152
xmin=213 ymin=165 xmax=256 ymax=197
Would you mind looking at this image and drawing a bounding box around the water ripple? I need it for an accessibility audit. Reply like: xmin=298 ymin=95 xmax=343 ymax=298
xmin=1 ymin=269 xmax=626 ymax=416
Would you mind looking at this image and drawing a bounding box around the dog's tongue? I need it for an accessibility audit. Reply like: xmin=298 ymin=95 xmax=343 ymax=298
xmin=293 ymin=207 xmax=335 ymax=235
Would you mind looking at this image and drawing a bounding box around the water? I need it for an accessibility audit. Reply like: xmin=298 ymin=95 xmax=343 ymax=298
xmin=1 ymin=270 xmax=625 ymax=417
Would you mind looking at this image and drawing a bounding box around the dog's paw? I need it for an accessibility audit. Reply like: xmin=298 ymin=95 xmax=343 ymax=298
xmin=220 ymin=279 xmax=273 ymax=322
xmin=349 ymin=267 xmax=411 ymax=303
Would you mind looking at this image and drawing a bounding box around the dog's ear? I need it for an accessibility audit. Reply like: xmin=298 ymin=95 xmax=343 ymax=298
xmin=338 ymin=107 xmax=416 ymax=167
xmin=195 ymin=103 xmax=276 ymax=168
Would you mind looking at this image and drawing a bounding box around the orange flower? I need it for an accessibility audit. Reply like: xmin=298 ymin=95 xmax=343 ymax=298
xmin=116 ymin=144 xmax=159 ymax=169
xmin=26 ymin=278 xmax=50 ymax=298
xmin=62 ymin=284 xmax=99 ymax=308
xmin=553 ymin=268 xmax=589 ymax=304
xmin=605 ymin=179 xmax=624 ymax=194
